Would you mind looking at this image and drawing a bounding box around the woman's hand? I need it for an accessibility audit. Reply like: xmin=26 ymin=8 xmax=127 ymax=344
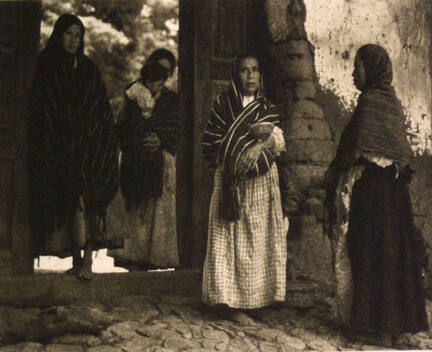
xmin=152 ymin=90 xmax=161 ymax=102
xmin=141 ymin=132 xmax=160 ymax=152
xmin=237 ymin=144 xmax=262 ymax=175
xmin=249 ymin=122 xmax=274 ymax=140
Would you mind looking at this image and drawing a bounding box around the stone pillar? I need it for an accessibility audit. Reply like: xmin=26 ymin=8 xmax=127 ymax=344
xmin=265 ymin=0 xmax=336 ymax=292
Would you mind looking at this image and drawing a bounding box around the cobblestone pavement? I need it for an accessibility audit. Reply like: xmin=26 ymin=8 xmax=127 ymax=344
xmin=0 ymin=294 xmax=431 ymax=351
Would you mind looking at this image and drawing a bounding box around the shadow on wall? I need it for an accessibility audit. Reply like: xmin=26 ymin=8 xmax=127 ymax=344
xmin=409 ymin=154 xmax=432 ymax=301
xmin=316 ymin=82 xmax=432 ymax=301
xmin=315 ymin=85 xmax=355 ymax=145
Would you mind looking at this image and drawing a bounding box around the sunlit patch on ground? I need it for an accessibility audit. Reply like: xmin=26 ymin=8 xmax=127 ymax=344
xmin=34 ymin=249 xmax=128 ymax=273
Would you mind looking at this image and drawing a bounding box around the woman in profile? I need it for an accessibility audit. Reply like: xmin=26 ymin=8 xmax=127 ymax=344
xmin=28 ymin=14 xmax=119 ymax=279
xmin=202 ymin=53 xmax=288 ymax=323
xmin=108 ymin=49 xmax=181 ymax=270
xmin=326 ymin=44 xmax=428 ymax=346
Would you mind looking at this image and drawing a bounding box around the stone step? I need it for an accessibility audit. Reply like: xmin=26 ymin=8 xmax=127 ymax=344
xmin=0 ymin=271 xmax=326 ymax=309
xmin=0 ymin=270 xmax=202 ymax=308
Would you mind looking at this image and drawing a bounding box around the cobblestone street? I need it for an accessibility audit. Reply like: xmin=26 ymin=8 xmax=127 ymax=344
xmin=1 ymin=275 xmax=432 ymax=352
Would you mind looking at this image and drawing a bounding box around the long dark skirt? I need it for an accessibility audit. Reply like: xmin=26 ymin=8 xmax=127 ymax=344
xmin=347 ymin=162 xmax=428 ymax=335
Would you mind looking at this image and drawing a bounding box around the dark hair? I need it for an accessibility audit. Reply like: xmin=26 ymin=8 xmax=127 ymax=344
xmin=355 ymin=44 xmax=393 ymax=89
xmin=232 ymin=52 xmax=261 ymax=91
xmin=140 ymin=62 xmax=169 ymax=83
xmin=147 ymin=49 xmax=177 ymax=75
xmin=233 ymin=52 xmax=261 ymax=76
xmin=41 ymin=14 xmax=85 ymax=59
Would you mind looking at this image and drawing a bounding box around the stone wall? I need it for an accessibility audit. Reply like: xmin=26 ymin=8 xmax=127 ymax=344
xmin=302 ymin=0 xmax=432 ymax=284
xmin=265 ymin=0 xmax=335 ymax=290
xmin=0 ymin=1 xmax=41 ymax=274
xmin=265 ymin=0 xmax=432 ymax=293
xmin=304 ymin=0 xmax=432 ymax=154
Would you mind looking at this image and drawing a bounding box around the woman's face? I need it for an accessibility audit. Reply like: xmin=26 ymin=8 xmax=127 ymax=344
xmin=157 ymin=58 xmax=172 ymax=72
xmin=238 ymin=57 xmax=260 ymax=96
xmin=62 ymin=24 xmax=81 ymax=55
xmin=353 ymin=56 xmax=366 ymax=90
xmin=146 ymin=79 xmax=165 ymax=97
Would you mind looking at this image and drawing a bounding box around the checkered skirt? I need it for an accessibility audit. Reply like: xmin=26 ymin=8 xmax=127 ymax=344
xmin=202 ymin=164 xmax=287 ymax=309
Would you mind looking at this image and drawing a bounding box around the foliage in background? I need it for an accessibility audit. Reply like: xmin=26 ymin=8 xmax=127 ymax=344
xmin=40 ymin=0 xmax=178 ymax=114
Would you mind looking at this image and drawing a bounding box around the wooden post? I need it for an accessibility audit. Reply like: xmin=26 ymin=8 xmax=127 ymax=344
xmin=0 ymin=1 xmax=42 ymax=275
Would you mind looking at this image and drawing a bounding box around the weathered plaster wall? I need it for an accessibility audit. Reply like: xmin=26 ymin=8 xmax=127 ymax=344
xmin=265 ymin=0 xmax=335 ymax=291
xmin=304 ymin=0 xmax=432 ymax=153
xmin=302 ymin=0 xmax=432 ymax=293
xmin=264 ymin=0 xmax=432 ymax=294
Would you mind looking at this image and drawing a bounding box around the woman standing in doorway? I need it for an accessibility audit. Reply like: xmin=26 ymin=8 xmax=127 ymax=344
xmin=326 ymin=44 xmax=428 ymax=346
xmin=28 ymin=14 xmax=119 ymax=279
xmin=202 ymin=53 xmax=288 ymax=322
xmin=109 ymin=49 xmax=181 ymax=270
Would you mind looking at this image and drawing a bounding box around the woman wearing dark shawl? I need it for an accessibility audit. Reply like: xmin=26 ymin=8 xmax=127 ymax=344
xmin=108 ymin=49 xmax=181 ymax=270
xmin=201 ymin=53 xmax=288 ymax=322
xmin=28 ymin=14 xmax=119 ymax=280
xmin=326 ymin=44 xmax=428 ymax=346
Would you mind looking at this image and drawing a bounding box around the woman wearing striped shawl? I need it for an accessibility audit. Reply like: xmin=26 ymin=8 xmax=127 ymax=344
xmin=202 ymin=53 xmax=288 ymax=320
xmin=326 ymin=44 xmax=428 ymax=346
xmin=28 ymin=14 xmax=119 ymax=280
xmin=108 ymin=49 xmax=181 ymax=270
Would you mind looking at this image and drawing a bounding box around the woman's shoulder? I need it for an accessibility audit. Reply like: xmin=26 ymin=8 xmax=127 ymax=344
xmin=160 ymin=87 xmax=178 ymax=98
xmin=79 ymin=55 xmax=99 ymax=71
xmin=213 ymin=89 xmax=230 ymax=106
xmin=125 ymin=80 xmax=152 ymax=101
xmin=258 ymin=96 xmax=278 ymax=114
xmin=157 ymin=88 xmax=179 ymax=105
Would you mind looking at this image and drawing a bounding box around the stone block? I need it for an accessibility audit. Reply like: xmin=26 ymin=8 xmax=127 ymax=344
xmin=103 ymin=321 xmax=141 ymax=341
xmin=294 ymin=80 xmax=317 ymax=99
xmin=259 ymin=342 xmax=280 ymax=352
xmin=284 ymin=139 xmax=336 ymax=163
xmin=284 ymin=99 xmax=325 ymax=120
xmin=87 ymin=347 xmax=123 ymax=352
xmin=202 ymin=327 xmax=230 ymax=344
xmin=0 ymin=270 xmax=201 ymax=309
xmin=27 ymin=305 xmax=114 ymax=343
xmin=282 ymin=39 xmax=312 ymax=57
xmin=306 ymin=197 xmax=324 ymax=220
xmin=270 ymin=40 xmax=314 ymax=81
xmin=277 ymin=333 xmax=306 ymax=351
xmin=265 ymin=0 xmax=291 ymax=42
xmin=115 ymin=337 xmax=159 ymax=352
xmin=50 ymin=333 xmax=101 ymax=347
xmin=287 ymin=215 xmax=317 ymax=240
xmin=307 ymin=189 xmax=327 ymax=201
xmin=282 ymin=117 xmax=331 ymax=140
xmin=286 ymin=215 xmax=333 ymax=286
xmin=289 ymin=327 xmax=319 ymax=343
xmin=45 ymin=345 xmax=84 ymax=352
xmin=283 ymin=199 xmax=299 ymax=216
xmin=280 ymin=163 xmax=328 ymax=190
xmin=0 ymin=342 xmax=44 ymax=352
xmin=164 ymin=336 xmax=201 ymax=350
xmin=265 ymin=0 xmax=307 ymax=42
xmin=243 ymin=327 xmax=279 ymax=342
xmin=108 ymin=302 xmax=159 ymax=323
xmin=307 ymin=338 xmax=337 ymax=351
xmin=284 ymin=280 xmax=323 ymax=308
xmin=282 ymin=58 xmax=315 ymax=82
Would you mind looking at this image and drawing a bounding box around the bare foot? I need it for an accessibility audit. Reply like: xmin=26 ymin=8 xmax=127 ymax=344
xmin=377 ymin=333 xmax=392 ymax=348
xmin=232 ymin=311 xmax=256 ymax=326
xmin=77 ymin=267 xmax=93 ymax=280
xmin=78 ymin=243 xmax=93 ymax=280
xmin=66 ymin=266 xmax=81 ymax=275
xmin=247 ymin=308 xmax=265 ymax=321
